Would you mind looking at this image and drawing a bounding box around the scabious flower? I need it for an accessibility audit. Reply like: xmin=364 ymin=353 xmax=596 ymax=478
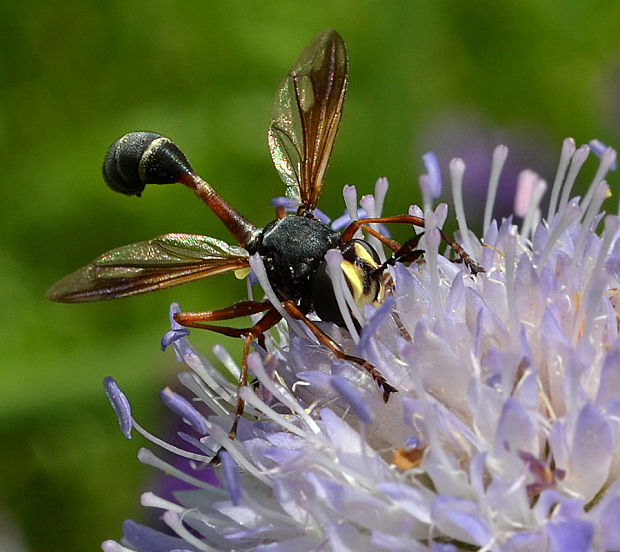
xmin=102 ymin=138 xmax=620 ymax=552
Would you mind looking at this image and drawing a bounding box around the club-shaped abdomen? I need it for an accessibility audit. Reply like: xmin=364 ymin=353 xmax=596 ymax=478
xmin=103 ymin=132 xmax=193 ymax=196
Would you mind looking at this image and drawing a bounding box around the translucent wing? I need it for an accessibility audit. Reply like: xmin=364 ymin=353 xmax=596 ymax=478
xmin=268 ymin=29 xmax=348 ymax=213
xmin=46 ymin=233 xmax=250 ymax=303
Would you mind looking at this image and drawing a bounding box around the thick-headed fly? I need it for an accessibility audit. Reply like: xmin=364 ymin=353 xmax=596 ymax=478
xmin=48 ymin=30 xmax=481 ymax=436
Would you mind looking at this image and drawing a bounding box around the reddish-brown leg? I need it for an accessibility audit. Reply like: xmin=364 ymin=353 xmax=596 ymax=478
xmin=275 ymin=205 xmax=287 ymax=219
xmin=354 ymin=223 xmax=402 ymax=252
xmin=381 ymin=232 xmax=425 ymax=268
xmin=174 ymin=301 xmax=282 ymax=450
xmin=341 ymin=215 xmax=425 ymax=243
xmin=341 ymin=215 xmax=483 ymax=273
xmin=282 ymin=300 xmax=397 ymax=402
xmin=231 ymin=308 xmax=282 ymax=435
xmin=174 ymin=300 xmax=272 ymax=325
xmin=174 ymin=300 xmax=273 ymax=337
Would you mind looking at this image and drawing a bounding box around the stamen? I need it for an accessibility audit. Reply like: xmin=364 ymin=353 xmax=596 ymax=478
xmin=101 ymin=540 xmax=133 ymax=552
xmin=325 ymin=249 xmax=361 ymax=341
xmin=162 ymin=511 xmax=214 ymax=552
xmin=271 ymin=196 xmax=298 ymax=211
xmin=246 ymin=352 xmax=321 ymax=434
xmin=581 ymin=145 xmax=617 ymax=215
xmin=271 ymin=196 xmax=332 ymax=223
xmin=503 ymin=230 xmax=519 ymax=342
xmin=359 ymin=194 xmax=376 ymax=221
xmin=161 ymin=303 xmax=191 ymax=357
xmin=180 ymin=354 xmax=237 ymax=408
xmin=557 ymin=145 xmax=590 ymax=219
xmin=144 ymin=497 xmax=210 ymax=546
xmin=248 ymin=254 xmax=294 ymax=330
xmin=434 ymin=201 xmax=448 ymax=229
xmin=330 ymin=376 xmax=375 ymax=423
xmin=569 ymin=182 xmax=611 ymax=289
xmin=419 ymin=174 xmax=434 ymax=215
xmin=408 ymin=204 xmax=425 ymax=235
xmin=359 ymin=296 xmax=394 ymax=353
xmin=160 ymin=387 xmax=208 ymax=435
xmin=137 ymin=448 xmax=217 ymax=490
xmin=343 ymin=185 xmax=363 ymax=238
xmin=547 ymin=138 xmax=576 ymax=222
xmin=422 ymin=209 xmax=442 ymax=313
xmin=141 ymin=492 xmax=190 ymax=513
xmin=160 ymin=328 xmax=190 ymax=352
xmin=374 ymin=177 xmax=389 ymax=217
xmin=360 ymin=194 xmax=375 ymax=216
xmin=574 ymin=212 xmax=618 ymax=342
xmin=168 ymin=302 xmax=182 ymax=328
xmin=178 ymin=431 xmax=217 ymax=456
xmin=205 ymin=422 xmax=272 ymax=485
xmin=587 ymin=188 xmax=611 ymax=232
xmin=212 ymin=344 xmax=241 ymax=380
xmin=171 ymin=389 xmax=230 ymax=433
xmin=330 ymin=207 xmax=368 ymax=231
xmin=103 ymin=377 xmax=133 ymax=439
xmin=220 ymin=451 xmax=242 ymax=505
xmin=133 ymin=420 xmax=212 ymax=462
xmin=537 ymin=199 xmax=582 ymax=270
xmin=142 ymin=492 xmax=244 ymax=535
xmin=520 ymin=173 xmax=547 ymax=241
xmin=514 ymin=170 xmax=538 ymax=217
xmin=360 ymin=194 xmax=386 ymax=263
xmin=581 ymin=269 xmax=612 ymax=344
xmin=588 ymin=139 xmax=618 ymax=170
xmin=423 ymin=152 xmax=442 ymax=198
xmin=311 ymin=208 xmax=331 ymax=224
xmin=483 ymin=144 xmax=509 ymax=235
xmin=238 ymin=387 xmax=309 ymax=438
xmin=449 ymin=158 xmax=475 ymax=257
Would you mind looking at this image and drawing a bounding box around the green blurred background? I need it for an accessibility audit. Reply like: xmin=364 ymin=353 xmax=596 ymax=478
xmin=2 ymin=1 xmax=620 ymax=550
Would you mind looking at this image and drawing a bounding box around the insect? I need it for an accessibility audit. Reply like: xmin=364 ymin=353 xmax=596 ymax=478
xmin=47 ymin=30 xmax=481 ymax=437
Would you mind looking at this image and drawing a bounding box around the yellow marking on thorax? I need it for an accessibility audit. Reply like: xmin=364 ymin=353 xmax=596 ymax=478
xmin=353 ymin=242 xmax=380 ymax=268
xmin=340 ymin=242 xmax=384 ymax=307
xmin=340 ymin=260 xmax=366 ymax=303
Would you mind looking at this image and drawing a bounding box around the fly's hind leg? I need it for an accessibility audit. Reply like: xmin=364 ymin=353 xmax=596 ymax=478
xmin=173 ymin=301 xmax=282 ymax=462
xmin=228 ymin=308 xmax=282 ymax=438
xmin=282 ymin=300 xmax=397 ymax=402
xmin=173 ymin=299 xmax=272 ymax=332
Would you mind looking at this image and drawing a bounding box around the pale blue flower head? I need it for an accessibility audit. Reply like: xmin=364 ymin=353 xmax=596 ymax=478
xmin=103 ymin=140 xmax=620 ymax=552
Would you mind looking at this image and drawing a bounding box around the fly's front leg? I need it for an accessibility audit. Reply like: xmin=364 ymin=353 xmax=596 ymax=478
xmin=340 ymin=219 xmax=402 ymax=252
xmin=380 ymin=232 xmax=425 ymax=269
xmin=340 ymin=214 xmax=425 ymax=246
xmin=342 ymin=215 xmax=483 ymax=273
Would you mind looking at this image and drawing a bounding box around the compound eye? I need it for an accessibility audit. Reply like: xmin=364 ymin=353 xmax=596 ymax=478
xmin=102 ymin=132 xmax=193 ymax=196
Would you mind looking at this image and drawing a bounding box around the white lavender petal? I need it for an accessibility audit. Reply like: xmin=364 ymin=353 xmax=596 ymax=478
xmin=103 ymin=138 xmax=620 ymax=552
